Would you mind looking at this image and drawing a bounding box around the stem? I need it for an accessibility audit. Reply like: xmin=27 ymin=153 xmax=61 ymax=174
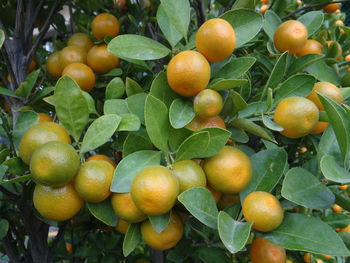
xmin=68 ymin=0 xmax=75 ymax=34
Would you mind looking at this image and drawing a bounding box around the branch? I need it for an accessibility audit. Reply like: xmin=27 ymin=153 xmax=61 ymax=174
xmin=24 ymin=0 xmax=46 ymax=41
xmin=283 ymin=0 xmax=350 ymax=19
xmin=14 ymin=0 xmax=23 ymax=39
xmin=68 ymin=0 xmax=75 ymax=34
xmin=196 ymin=0 xmax=206 ymax=25
xmin=0 ymin=185 xmax=19 ymax=201
xmin=3 ymin=231 xmax=22 ymax=262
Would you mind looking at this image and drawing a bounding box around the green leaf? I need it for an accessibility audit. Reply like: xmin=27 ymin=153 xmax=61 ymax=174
xmin=263 ymin=10 xmax=282 ymax=40
xmin=118 ymin=114 xmax=141 ymax=132
xmin=209 ymin=79 xmax=247 ymax=91
xmin=104 ymin=99 xmax=129 ymax=115
xmin=102 ymin=68 xmax=123 ymax=77
xmin=122 ymin=133 xmax=153 ymax=157
xmin=148 ymin=211 xmax=171 ymax=233
xmin=1 ymin=174 xmax=31 ymax=185
xmin=241 ymin=148 xmax=287 ymax=200
xmin=215 ymin=57 xmax=256 ymax=79
xmin=126 ymin=77 xmax=143 ymax=97
xmin=123 ymin=224 xmax=142 ymax=257
xmin=177 ymin=187 xmax=218 ymax=229
xmin=274 ymin=74 xmax=316 ymax=104
xmin=12 ymin=111 xmax=39 ymax=149
xmin=80 ymin=114 xmax=121 ymax=154
xmin=0 ymin=219 xmax=9 ymax=239
xmin=150 ymin=71 xmax=179 ymax=108
xmin=287 ymin=54 xmax=325 ymax=76
xmin=160 ymin=0 xmax=190 ymax=40
xmin=229 ymin=118 xmax=276 ymax=142
xmin=231 ymin=0 xmax=257 ymax=9
xmin=264 ymin=213 xmax=350 ymax=256
xmin=262 ymin=115 xmax=283 ymax=131
xmin=145 ymin=95 xmax=170 ymax=152
xmin=0 ymin=87 xmax=19 ymax=98
xmin=318 ymin=93 xmax=350 ymax=166
xmin=169 ymin=127 xmax=192 ymax=152
xmin=110 ymin=150 xmax=162 ymax=193
xmin=282 ymin=167 xmax=335 ymax=209
xmin=298 ymin=11 xmax=324 ymax=37
xmin=175 ymin=131 xmax=210 ymax=161
xmin=318 ymin=126 xmax=343 ymax=166
xmin=264 ymin=52 xmax=288 ymax=95
xmin=0 ymin=30 xmax=4 ymax=49
xmin=320 ymin=155 xmax=350 ymax=184
xmin=15 ymin=70 xmax=40 ymax=98
xmin=107 ymin=34 xmax=170 ymax=60
xmin=195 ymin=128 xmax=231 ymax=158
xmin=197 ymin=247 xmax=231 ymax=263
xmin=54 ymin=76 xmax=90 ymax=142
xmin=106 ymin=77 xmax=125 ymax=99
xmin=218 ymin=211 xmax=252 ymax=254
xmin=169 ymin=99 xmax=195 ymax=129
xmin=87 ymin=198 xmax=118 ymax=226
xmin=126 ymin=93 xmax=147 ymax=125
xmin=157 ymin=4 xmax=182 ymax=47
xmin=81 ymin=91 xmax=97 ymax=114
xmin=221 ymin=9 xmax=263 ymax=47
xmin=306 ymin=60 xmax=339 ymax=85
xmin=3 ymin=157 xmax=26 ymax=175
xmin=323 ymin=213 xmax=350 ymax=229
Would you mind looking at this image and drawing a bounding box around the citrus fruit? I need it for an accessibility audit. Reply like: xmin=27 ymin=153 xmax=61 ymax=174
xmin=62 ymin=62 xmax=95 ymax=92
xmin=242 ymin=191 xmax=284 ymax=232
xmin=203 ymin=146 xmax=252 ymax=194
xmin=47 ymin=51 xmax=63 ymax=78
xmin=171 ymin=160 xmax=206 ymax=194
xmin=335 ymin=20 xmax=344 ymax=26
xmin=296 ymin=40 xmax=323 ymax=57
xmin=30 ymin=141 xmax=80 ymax=187
xmin=307 ymin=82 xmax=343 ymax=110
xmin=111 ymin=193 xmax=147 ymax=223
xmin=324 ymin=3 xmax=341 ymax=13
xmin=195 ymin=18 xmax=236 ymax=62
xmin=341 ymin=71 xmax=350 ymax=86
xmin=310 ymin=121 xmax=329 ymax=135
xmin=74 ymin=160 xmax=114 ymax=203
xmin=67 ymin=33 xmax=93 ymax=52
xmin=141 ymin=211 xmax=183 ymax=250
xmin=193 ymin=89 xmax=223 ymax=118
xmin=339 ymin=185 xmax=348 ymax=190
xmin=19 ymin=122 xmax=71 ymax=165
xmin=114 ymin=0 xmax=127 ymax=10
xmin=260 ymin=5 xmax=269 ymax=14
xmin=3 ymin=102 xmax=11 ymax=112
xmin=186 ymin=115 xmax=226 ymax=130
xmin=86 ymin=154 xmax=116 ymax=167
xmin=167 ymin=50 xmax=210 ymax=97
xmin=92 ymin=13 xmax=120 ymax=40
xmin=261 ymin=0 xmax=269 ymax=3
xmin=206 ymin=185 xmax=222 ymax=203
xmin=131 ymin=165 xmax=179 ymax=215
xmin=250 ymin=237 xmax=286 ymax=263
xmin=345 ymin=54 xmax=350 ymax=61
xmin=274 ymin=97 xmax=319 ymax=138
xmin=28 ymin=59 xmax=37 ymax=73
xmin=338 ymin=224 xmax=350 ymax=233
xmin=217 ymin=194 xmax=240 ymax=210
xmin=304 ymin=253 xmax=311 ymax=262
xmin=38 ymin=113 xmax=52 ymax=123
xmin=115 ymin=219 xmax=130 ymax=234
xmin=332 ymin=204 xmax=343 ymax=212
xmin=87 ymin=44 xmax=119 ymax=74
xmin=59 ymin=46 xmax=87 ymax=69
xmin=274 ymin=20 xmax=308 ymax=54
xmin=33 ymin=183 xmax=83 ymax=221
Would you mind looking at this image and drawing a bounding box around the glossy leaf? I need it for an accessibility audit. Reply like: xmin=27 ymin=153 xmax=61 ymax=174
xmin=110 ymin=150 xmax=162 ymax=193
xmin=0 ymin=87 xmax=19 ymax=98
xmin=87 ymin=199 xmax=118 ymax=226
xmin=215 ymin=57 xmax=256 ymax=79
xmin=0 ymin=30 xmax=4 ymax=49
xmin=12 ymin=111 xmax=39 ymax=149
xmin=209 ymin=79 xmax=247 ymax=91
xmin=231 ymin=0 xmax=256 ymax=9
xmin=123 ymin=224 xmax=142 ymax=257
xmin=150 ymin=71 xmax=179 ymax=108
xmin=175 ymin=131 xmax=210 ymax=161
xmin=118 ymin=114 xmax=141 ymax=132
xmin=177 ymin=187 xmax=219 ymax=229
xmin=157 ymin=4 xmax=182 ymax=47
xmin=262 ymin=115 xmax=283 ymax=131
xmin=287 ymin=54 xmax=324 ymax=76
xmin=80 ymin=114 xmax=121 ymax=154
xmin=106 ymin=77 xmax=125 ymax=99
xmin=196 ymin=127 xmax=231 ymax=158
xmin=108 ymin=34 xmax=170 ymax=60
xmin=282 ymin=167 xmax=335 ymax=209
xmin=320 ymin=155 xmax=350 ymax=184
xmin=0 ymin=219 xmax=9 ymax=239
xmin=264 ymin=52 xmax=288 ymax=95
xmin=263 ymin=10 xmax=282 ymax=40
xmin=126 ymin=93 xmax=147 ymax=124
xmin=104 ymin=99 xmax=129 ymax=115
xmin=298 ymin=11 xmax=324 ymax=37
xmin=148 ymin=211 xmax=171 ymax=233
xmin=306 ymin=60 xmax=339 ymax=85
xmin=229 ymin=118 xmax=276 ymax=142
xmin=169 ymin=99 xmax=195 ymax=129
xmin=323 ymin=213 xmax=350 ymax=229
xmin=81 ymin=91 xmax=97 ymax=114
xmin=122 ymin=133 xmax=153 ymax=157
xmin=126 ymin=77 xmax=143 ymax=97
xmin=15 ymin=70 xmax=40 ymax=98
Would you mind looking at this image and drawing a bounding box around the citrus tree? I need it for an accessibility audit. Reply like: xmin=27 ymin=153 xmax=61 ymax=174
xmin=0 ymin=0 xmax=350 ymax=262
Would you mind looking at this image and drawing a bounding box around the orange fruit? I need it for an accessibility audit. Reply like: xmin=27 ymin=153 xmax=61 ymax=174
xmin=19 ymin=122 xmax=71 ymax=165
xmin=338 ymin=224 xmax=350 ymax=232
xmin=59 ymin=46 xmax=87 ymax=69
xmin=307 ymin=82 xmax=343 ymax=111
xmin=274 ymin=20 xmax=308 ymax=54
xmin=67 ymin=33 xmax=94 ymax=52
xmin=62 ymin=62 xmax=95 ymax=92
xmin=339 ymin=185 xmax=348 ymax=190
xmin=114 ymin=0 xmax=127 ymax=10
xmin=141 ymin=211 xmax=183 ymax=250
xmin=332 ymin=204 xmax=343 ymax=212
xmin=65 ymin=243 xmax=73 ymax=254
xmin=86 ymin=154 xmax=116 ymax=168
xmin=3 ymin=101 xmax=11 ymax=112
xmin=324 ymin=3 xmax=341 ymax=13
xmin=195 ymin=18 xmax=236 ymax=62
xmin=260 ymin=5 xmax=269 ymax=14
xmin=33 ymin=183 xmax=83 ymax=221
xmin=345 ymin=54 xmax=350 ymax=61
xmin=46 ymin=51 xmax=63 ymax=78
xmin=304 ymin=253 xmax=311 ymax=263
xmin=299 ymin=146 xmax=308 ymax=153
xmin=115 ymin=219 xmax=130 ymax=234
xmin=242 ymin=191 xmax=284 ymax=232
xmin=111 ymin=193 xmax=147 ymax=223
xmin=91 ymin=13 xmax=120 ymax=40
xmin=28 ymin=59 xmax=37 ymax=73
xmin=171 ymin=160 xmax=206 ymax=194
xmin=203 ymin=146 xmax=252 ymax=194
xmin=131 ymin=165 xmax=179 ymax=215
xmin=38 ymin=113 xmax=52 ymax=123
xmin=310 ymin=121 xmax=329 ymax=135
xmin=167 ymin=50 xmax=210 ymax=97
xmin=30 ymin=141 xmax=80 ymax=187
xmin=186 ymin=115 xmax=226 ymax=130
xmin=274 ymin=97 xmax=319 ymax=138
xmin=297 ymin=0 xmax=303 ymax=6
xmin=193 ymin=89 xmax=223 ymax=118
xmin=74 ymin=160 xmax=114 ymax=203
xmin=87 ymin=44 xmax=119 ymax=74
xmin=261 ymin=0 xmax=269 ymax=3
xmin=335 ymin=20 xmax=344 ymax=26
xmin=217 ymin=194 xmax=240 ymax=210
xmin=206 ymin=185 xmax=222 ymax=203
xmin=296 ymin=40 xmax=323 ymax=57
xmin=250 ymin=237 xmax=286 ymax=263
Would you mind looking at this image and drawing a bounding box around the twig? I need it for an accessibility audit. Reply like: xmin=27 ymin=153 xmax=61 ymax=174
xmin=48 ymin=222 xmax=67 ymax=260
xmin=3 ymin=231 xmax=22 ymax=262
xmin=283 ymin=0 xmax=350 ymax=19
xmin=0 ymin=185 xmax=19 ymax=200
xmin=196 ymin=0 xmax=206 ymax=25
xmin=68 ymin=0 xmax=75 ymax=34
xmin=25 ymin=0 xmax=46 ymax=41
xmin=14 ymin=0 xmax=23 ymax=38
